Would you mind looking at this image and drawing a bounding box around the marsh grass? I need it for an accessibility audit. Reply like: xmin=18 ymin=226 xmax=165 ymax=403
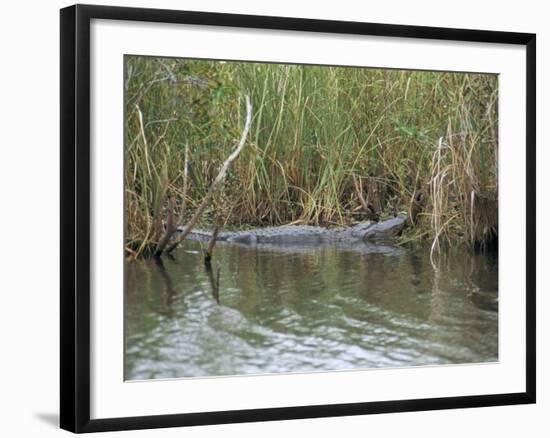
xmin=124 ymin=56 xmax=498 ymax=258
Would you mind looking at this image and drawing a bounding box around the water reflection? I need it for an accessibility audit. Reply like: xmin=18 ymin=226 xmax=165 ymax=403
xmin=152 ymin=256 xmax=176 ymax=318
xmin=125 ymin=241 xmax=498 ymax=380
xmin=204 ymin=262 xmax=221 ymax=305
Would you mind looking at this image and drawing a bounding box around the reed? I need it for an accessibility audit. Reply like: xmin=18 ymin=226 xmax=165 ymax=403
xmin=124 ymin=56 xmax=498 ymax=257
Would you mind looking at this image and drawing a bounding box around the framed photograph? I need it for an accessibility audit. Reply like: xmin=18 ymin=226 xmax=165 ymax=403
xmin=60 ymin=4 xmax=536 ymax=433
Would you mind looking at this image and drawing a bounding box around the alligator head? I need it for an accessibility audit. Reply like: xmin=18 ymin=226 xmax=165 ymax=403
xmin=359 ymin=215 xmax=407 ymax=242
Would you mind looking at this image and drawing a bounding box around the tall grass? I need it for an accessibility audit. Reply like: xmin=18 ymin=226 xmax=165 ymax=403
xmin=124 ymin=56 xmax=498 ymax=257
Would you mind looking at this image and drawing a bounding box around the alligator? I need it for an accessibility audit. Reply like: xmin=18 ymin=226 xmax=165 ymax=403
xmin=180 ymin=215 xmax=407 ymax=245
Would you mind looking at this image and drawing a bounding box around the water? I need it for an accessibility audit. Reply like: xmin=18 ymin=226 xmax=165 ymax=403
xmin=124 ymin=241 xmax=498 ymax=380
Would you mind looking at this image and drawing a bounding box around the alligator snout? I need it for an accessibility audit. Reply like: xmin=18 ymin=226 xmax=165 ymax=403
xmin=362 ymin=215 xmax=407 ymax=242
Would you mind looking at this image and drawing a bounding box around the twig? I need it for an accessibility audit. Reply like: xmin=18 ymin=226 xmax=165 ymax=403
xmin=125 ymin=245 xmax=139 ymax=260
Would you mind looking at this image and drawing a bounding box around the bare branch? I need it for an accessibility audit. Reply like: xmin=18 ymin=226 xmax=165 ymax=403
xmin=204 ymin=226 xmax=219 ymax=265
xmin=164 ymin=95 xmax=253 ymax=254
xmin=154 ymin=196 xmax=176 ymax=255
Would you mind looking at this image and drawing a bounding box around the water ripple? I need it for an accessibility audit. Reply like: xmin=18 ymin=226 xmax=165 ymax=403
xmin=125 ymin=243 xmax=498 ymax=379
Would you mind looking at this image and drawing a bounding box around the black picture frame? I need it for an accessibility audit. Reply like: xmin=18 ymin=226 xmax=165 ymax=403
xmin=60 ymin=4 xmax=536 ymax=433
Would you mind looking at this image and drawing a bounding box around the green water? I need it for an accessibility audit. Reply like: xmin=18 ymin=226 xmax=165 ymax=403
xmin=124 ymin=241 xmax=498 ymax=380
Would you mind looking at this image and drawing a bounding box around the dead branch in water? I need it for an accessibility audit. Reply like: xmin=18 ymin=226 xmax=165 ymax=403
xmin=203 ymin=226 xmax=219 ymax=266
xmin=163 ymin=95 xmax=253 ymax=255
xmin=154 ymin=196 xmax=176 ymax=255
